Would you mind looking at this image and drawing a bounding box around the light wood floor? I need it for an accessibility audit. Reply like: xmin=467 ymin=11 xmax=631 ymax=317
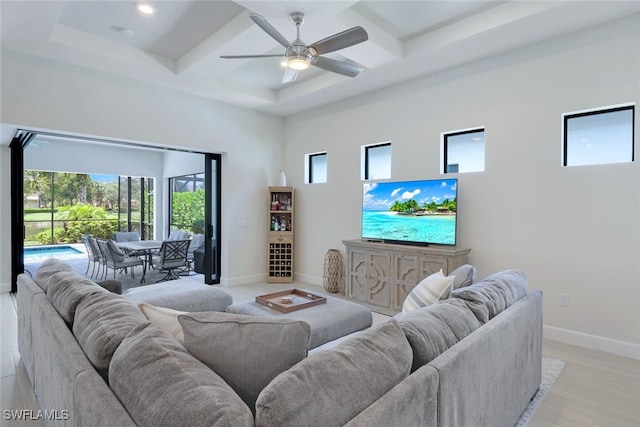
xmin=1 ymin=281 xmax=639 ymax=426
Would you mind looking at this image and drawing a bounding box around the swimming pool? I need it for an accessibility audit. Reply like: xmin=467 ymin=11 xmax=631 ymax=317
xmin=24 ymin=245 xmax=84 ymax=260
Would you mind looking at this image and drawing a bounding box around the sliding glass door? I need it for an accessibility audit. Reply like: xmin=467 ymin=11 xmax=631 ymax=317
xmin=204 ymin=153 xmax=221 ymax=284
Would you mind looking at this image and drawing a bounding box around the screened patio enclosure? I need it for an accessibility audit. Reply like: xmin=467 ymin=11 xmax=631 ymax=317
xmin=24 ymin=170 xmax=154 ymax=246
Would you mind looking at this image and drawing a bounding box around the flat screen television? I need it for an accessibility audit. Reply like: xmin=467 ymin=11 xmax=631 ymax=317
xmin=362 ymin=178 xmax=458 ymax=246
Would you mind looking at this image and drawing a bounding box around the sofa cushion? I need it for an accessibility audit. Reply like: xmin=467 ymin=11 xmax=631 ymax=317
xmin=73 ymin=292 xmax=145 ymax=377
xmin=138 ymin=303 xmax=186 ymax=342
xmin=46 ymin=271 xmax=108 ymax=324
xmin=33 ymin=258 xmax=75 ymax=293
xmin=255 ymin=319 xmax=412 ymax=427
xmin=452 ymin=270 xmax=528 ymax=320
xmin=178 ymin=311 xmax=310 ymax=412
xmin=395 ymin=299 xmax=482 ymax=371
xmin=450 ymin=264 xmax=477 ymax=289
xmin=402 ymin=270 xmax=454 ymax=312
xmin=109 ymin=322 xmax=254 ymax=427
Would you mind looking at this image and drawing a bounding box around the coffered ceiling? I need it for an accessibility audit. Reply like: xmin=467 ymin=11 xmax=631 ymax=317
xmin=2 ymin=1 xmax=639 ymax=116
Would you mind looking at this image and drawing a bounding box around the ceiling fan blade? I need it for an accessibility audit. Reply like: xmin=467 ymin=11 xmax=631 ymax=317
xmin=220 ymin=54 xmax=286 ymax=59
xmin=281 ymin=68 xmax=298 ymax=84
xmin=308 ymin=27 xmax=368 ymax=55
xmin=312 ymin=56 xmax=363 ymax=77
xmin=249 ymin=13 xmax=293 ymax=49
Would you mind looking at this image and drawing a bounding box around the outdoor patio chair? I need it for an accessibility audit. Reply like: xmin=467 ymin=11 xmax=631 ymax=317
xmin=97 ymin=238 xmax=144 ymax=280
xmin=168 ymin=229 xmax=190 ymax=241
xmin=185 ymin=233 xmax=206 ymax=274
xmin=88 ymin=236 xmax=105 ymax=279
xmin=81 ymin=234 xmax=102 ymax=278
xmin=151 ymin=239 xmax=190 ymax=282
xmin=113 ymin=231 xmax=141 ymax=242
xmin=113 ymin=231 xmax=145 ymax=256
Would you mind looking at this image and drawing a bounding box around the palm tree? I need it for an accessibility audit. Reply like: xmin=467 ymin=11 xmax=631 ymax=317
xmin=23 ymin=170 xmax=52 ymax=207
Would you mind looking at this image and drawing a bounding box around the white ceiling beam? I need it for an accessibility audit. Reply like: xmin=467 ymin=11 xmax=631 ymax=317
xmin=404 ymin=0 xmax=562 ymax=59
xmin=233 ymin=1 xmax=359 ymax=20
xmin=276 ymin=71 xmax=347 ymax=104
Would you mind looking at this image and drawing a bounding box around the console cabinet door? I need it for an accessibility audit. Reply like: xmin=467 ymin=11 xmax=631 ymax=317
xmin=347 ymin=249 xmax=368 ymax=303
xmin=366 ymin=252 xmax=391 ymax=308
xmin=347 ymin=249 xmax=391 ymax=307
xmin=419 ymin=256 xmax=449 ymax=278
xmin=392 ymin=254 xmax=420 ymax=310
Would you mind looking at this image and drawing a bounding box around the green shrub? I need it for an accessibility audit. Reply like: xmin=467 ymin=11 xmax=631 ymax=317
xmin=33 ymin=220 xmax=119 ymax=244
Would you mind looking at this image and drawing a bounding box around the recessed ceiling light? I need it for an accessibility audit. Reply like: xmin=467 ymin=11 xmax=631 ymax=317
xmin=136 ymin=3 xmax=155 ymax=15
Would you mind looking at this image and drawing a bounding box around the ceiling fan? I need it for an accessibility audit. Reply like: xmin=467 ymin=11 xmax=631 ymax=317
xmin=221 ymin=12 xmax=368 ymax=84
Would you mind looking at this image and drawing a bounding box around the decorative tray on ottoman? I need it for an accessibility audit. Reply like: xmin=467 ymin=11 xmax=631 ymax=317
xmin=255 ymin=289 xmax=327 ymax=313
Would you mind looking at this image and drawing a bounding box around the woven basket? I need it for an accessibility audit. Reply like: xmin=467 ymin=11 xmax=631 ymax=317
xmin=323 ymin=249 xmax=344 ymax=294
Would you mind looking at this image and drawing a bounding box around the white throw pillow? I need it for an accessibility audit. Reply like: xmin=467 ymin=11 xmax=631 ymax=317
xmin=138 ymin=303 xmax=186 ymax=343
xmin=402 ymin=269 xmax=455 ymax=313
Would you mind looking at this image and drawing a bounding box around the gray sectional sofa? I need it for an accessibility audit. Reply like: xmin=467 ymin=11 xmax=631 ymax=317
xmin=17 ymin=258 xmax=542 ymax=427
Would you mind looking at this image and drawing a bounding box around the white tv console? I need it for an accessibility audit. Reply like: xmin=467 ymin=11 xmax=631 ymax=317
xmin=343 ymin=239 xmax=471 ymax=313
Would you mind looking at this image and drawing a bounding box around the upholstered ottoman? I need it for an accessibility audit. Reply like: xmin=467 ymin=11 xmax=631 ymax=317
xmin=226 ymin=291 xmax=373 ymax=349
xmin=123 ymin=279 xmax=232 ymax=312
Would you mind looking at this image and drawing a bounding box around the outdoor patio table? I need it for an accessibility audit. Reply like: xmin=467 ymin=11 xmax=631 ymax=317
xmin=116 ymin=240 xmax=163 ymax=283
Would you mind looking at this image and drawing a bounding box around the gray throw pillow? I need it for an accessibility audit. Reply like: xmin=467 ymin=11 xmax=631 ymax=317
xmin=395 ymin=299 xmax=482 ymax=371
xmin=73 ymin=292 xmax=144 ymax=377
xmin=109 ymin=322 xmax=254 ymax=427
xmin=46 ymin=270 xmax=107 ymax=324
xmin=178 ymin=312 xmax=310 ymax=412
xmin=452 ymin=269 xmax=528 ymax=320
xmin=33 ymin=258 xmax=74 ymax=293
xmin=449 ymin=264 xmax=477 ymax=289
xmin=255 ymin=319 xmax=412 ymax=427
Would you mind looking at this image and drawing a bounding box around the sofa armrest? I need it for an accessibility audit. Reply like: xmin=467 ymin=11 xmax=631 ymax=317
xmin=344 ymin=364 xmax=438 ymax=427
xmin=428 ymin=290 xmax=543 ymax=427
xmin=74 ymin=370 xmax=137 ymax=427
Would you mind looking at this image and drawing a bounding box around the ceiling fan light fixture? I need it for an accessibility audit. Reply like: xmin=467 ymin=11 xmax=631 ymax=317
xmin=288 ymin=55 xmax=310 ymax=70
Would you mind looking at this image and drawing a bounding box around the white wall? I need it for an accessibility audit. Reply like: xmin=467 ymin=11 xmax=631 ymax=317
xmin=0 ymin=50 xmax=285 ymax=288
xmin=283 ymin=15 xmax=640 ymax=358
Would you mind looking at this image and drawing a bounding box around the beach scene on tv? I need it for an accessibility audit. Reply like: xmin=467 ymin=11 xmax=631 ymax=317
xmin=362 ymin=179 xmax=457 ymax=245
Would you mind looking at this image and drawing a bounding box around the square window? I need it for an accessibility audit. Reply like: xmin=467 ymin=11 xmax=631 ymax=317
xmin=306 ymin=152 xmax=327 ymax=183
xmin=443 ymin=129 xmax=485 ymax=174
xmin=362 ymin=142 xmax=391 ymax=180
xmin=563 ymin=105 xmax=634 ymax=166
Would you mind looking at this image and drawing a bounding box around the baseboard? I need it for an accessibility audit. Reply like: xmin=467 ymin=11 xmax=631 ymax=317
xmin=294 ymin=273 xmax=322 ymax=287
xmin=221 ymin=273 xmax=267 ymax=288
xmin=0 ymin=281 xmax=11 ymax=294
xmin=544 ymin=325 xmax=640 ymax=361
